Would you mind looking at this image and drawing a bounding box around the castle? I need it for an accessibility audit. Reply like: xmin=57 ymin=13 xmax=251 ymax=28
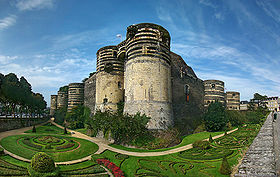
xmin=50 ymin=23 xmax=240 ymax=131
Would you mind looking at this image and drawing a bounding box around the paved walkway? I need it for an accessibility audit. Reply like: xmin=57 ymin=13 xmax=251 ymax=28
xmin=235 ymin=112 xmax=277 ymax=177
xmin=273 ymin=112 xmax=280 ymax=176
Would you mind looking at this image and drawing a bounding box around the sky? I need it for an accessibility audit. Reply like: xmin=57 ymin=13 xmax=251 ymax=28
xmin=0 ymin=0 xmax=280 ymax=107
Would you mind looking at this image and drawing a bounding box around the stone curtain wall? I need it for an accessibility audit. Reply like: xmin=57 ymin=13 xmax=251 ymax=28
xmin=0 ymin=118 xmax=48 ymax=132
xmin=170 ymin=52 xmax=204 ymax=134
xmin=84 ymin=74 xmax=96 ymax=113
xmin=235 ymin=113 xmax=276 ymax=177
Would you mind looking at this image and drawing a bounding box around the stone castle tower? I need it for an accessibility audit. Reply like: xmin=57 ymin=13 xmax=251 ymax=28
xmin=67 ymin=83 xmax=84 ymax=112
xmin=203 ymin=80 xmax=225 ymax=107
xmin=95 ymin=46 xmax=124 ymax=112
xmin=123 ymin=23 xmax=173 ymax=129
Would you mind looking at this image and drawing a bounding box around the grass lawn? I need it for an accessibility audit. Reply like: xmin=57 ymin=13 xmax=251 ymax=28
xmin=0 ymin=134 xmax=99 ymax=162
xmin=109 ymin=129 xmax=231 ymax=152
xmin=24 ymin=122 xmax=68 ymax=135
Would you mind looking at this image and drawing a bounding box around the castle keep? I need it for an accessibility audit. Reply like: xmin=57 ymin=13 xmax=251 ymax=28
xmin=50 ymin=23 xmax=240 ymax=131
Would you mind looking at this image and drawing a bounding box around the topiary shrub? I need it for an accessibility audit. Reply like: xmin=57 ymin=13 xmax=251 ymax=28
xmin=209 ymin=134 xmax=213 ymax=143
xmin=64 ymin=126 xmax=67 ymax=134
xmin=32 ymin=125 xmax=36 ymax=133
xmin=30 ymin=152 xmax=55 ymax=173
xmin=0 ymin=147 xmax=4 ymax=155
xmin=219 ymin=156 xmax=231 ymax=175
xmin=193 ymin=140 xmax=211 ymax=150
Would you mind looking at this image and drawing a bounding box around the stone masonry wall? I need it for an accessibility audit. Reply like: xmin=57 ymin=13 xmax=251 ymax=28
xmin=235 ymin=113 xmax=276 ymax=177
xmin=84 ymin=74 xmax=96 ymax=113
xmin=170 ymin=52 xmax=204 ymax=134
xmin=0 ymin=118 xmax=48 ymax=132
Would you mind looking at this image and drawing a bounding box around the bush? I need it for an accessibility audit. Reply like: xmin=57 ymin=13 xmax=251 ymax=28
xmin=32 ymin=125 xmax=36 ymax=133
xmin=204 ymin=102 xmax=228 ymax=132
xmin=28 ymin=165 xmax=60 ymax=177
xmin=45 ymin=144 xmax=52 ymax=149
xmin=22 ymin=139 xmax=42 ymax=150
xmin=64 ymin=126 xmax=67 ymax=134
xmin=30 ymin=152 xmax=55 ymax=173
xmin=193 ymin=140 xmax=211 ymax=150
xmin=219 ymin=156 xmax=231 ymax=175
xmin=209 ymin=134 xmax=213 ymax=143
xmin=0 ymin=147 xmax=4 ymax=155
xmin=56 ymin=143 xmax=75 ymax=150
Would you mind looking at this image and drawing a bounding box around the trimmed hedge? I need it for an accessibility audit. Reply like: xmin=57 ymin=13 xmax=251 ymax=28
xmin=28 ymin=165 xmax=60 ymax=177
xmin=22 ymin=139 xmax=42 ymax=150
xmin=56 ymin=143 xmax=75 ymax=150
xmin=0 ymin=147 xmax=4 ymax=155
xmin=30 ymin=152 xmax=55 ymax=173
xmin=193 ymin=140 xmax=211 ymax=150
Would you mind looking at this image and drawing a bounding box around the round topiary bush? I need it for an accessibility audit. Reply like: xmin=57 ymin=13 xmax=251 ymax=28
xmin=30 ymin=152 xmax=55 ymax=173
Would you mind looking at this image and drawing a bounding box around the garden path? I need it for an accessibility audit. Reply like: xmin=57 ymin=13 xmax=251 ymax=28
xmin=235 ymin=112 xmax=277 ymax=177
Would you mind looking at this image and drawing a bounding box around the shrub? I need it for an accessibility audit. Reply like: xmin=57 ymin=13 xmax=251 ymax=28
xmin=193 ymin=140 xmax=211 ymax=150
xmin=22 ymin=139 xmax=42 ymax=150
xmin=209 ymin=134 xmax=213 ymax=143
xmin=64 ymin=126 xmax=67 ymax=134
xmin=30 ymin=152 xmax=55 ymax=173
xmin=45 ymin=144 xmax=52 ymax=149
xmin=0 ymin=147 xmax=4 ymax=155
xmin=204 ymin=102 xmax=228 ymax=131
xmin=219 ymin=156 xmax=231 ymax=175
xmin=28 ymin=165 xmax=60 ymax=177
xmin=32 ymin=125 xmax=36 ymax=133
xmin=56 ymin=143 xmax=75 ymax=150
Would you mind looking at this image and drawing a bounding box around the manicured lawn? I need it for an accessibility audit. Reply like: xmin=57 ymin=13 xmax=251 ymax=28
xmin=0 ymin=134 xmax=99 ymax=162
xmin=92 ymin=124 xmax=260 ymax=177
xmin=109 ymin=129 xmax=231 ymax=152
xmin=24 ymin=122 xmax=68 ymax=134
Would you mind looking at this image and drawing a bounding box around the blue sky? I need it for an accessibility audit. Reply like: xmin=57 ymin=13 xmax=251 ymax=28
xmin=0 ymin=0 xmax=279 ymax=106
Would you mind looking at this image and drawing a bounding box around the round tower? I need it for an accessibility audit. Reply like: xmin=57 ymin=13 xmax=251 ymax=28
xmin=50 ymin=95 xmax=57 ymax=116
xmin=57 ymin=90 xmax=68 ymax=109
xmin=67 ymin=83 xmax=84 ymax=112
xmin=204 ymin=80 xmax=225 ymax=107
xmin=123 ymin=23 xmax=173 ymax=129
xmin=95 ymin=45 xmax=124 ymax=112
xmin=226 ymin=91 xmax=240 ymax=110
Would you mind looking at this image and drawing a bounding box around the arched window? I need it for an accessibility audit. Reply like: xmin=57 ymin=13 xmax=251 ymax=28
xmin=103 ymin=98 xmax=108 ymax=104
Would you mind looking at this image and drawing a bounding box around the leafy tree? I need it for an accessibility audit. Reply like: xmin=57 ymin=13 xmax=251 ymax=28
xmin=209 ymin=134 xmax=213 ymax=143
xmin=54 ymin=107 xmax=67 ymax=125
xmin=65 ymin=105 xmax=90 ymax=129
xmin=219 ymin=156 xmax=231 ymax=175
xmin=204 ymin=101 xmax=228 ymax=132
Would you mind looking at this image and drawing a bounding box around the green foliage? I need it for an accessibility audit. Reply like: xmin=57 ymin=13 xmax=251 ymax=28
xmin=209 ymin=134 xmax=213 ymax=143
xmin=219 ymin=156 xmax=231 ymax=175
xmin=28 ymin=165 xmax=60 ymax=177
xmin=88 ymin=110 xmax=151 ymax=145
xmin=58 ymin=86 xmax=68 ymax=93
xmin=192 ymin=140 xmax=211 ymax=150
xmin=54 ymin=107 xmax=67 ymax=125
xmin=193 ymin=123 xmax=206 ymax=133
xmin=65 ymin=105 xmax=91 ymax=129
xmin=0 ymin=147 xmax=4 ymax=155
xmin=30 ymin=152 xmax=55 ymax=173
xmin=204 ymin=102 xmax=228 ymax=131
xmin=64 ymin=126 xmax=67 ymax=134
xmin=32 ymin=125 xmax=36 ymax=133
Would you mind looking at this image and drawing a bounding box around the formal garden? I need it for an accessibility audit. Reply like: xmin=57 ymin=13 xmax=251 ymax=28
xmin=0 ymin=95 xmax=270 ymax=176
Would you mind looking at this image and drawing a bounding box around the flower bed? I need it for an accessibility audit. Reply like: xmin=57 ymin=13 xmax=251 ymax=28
xmin=96 ymin=159 xmax=124 ymax=177
xmin=56 ymin=143 xmax=75 ymax=150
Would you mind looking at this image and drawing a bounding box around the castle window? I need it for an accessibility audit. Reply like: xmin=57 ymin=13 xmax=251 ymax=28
xmin=118 ymin=81 xmax=121 ymax=89
xmin=233 ymin=93 xmax=236 ymax=97
xmin=113 ymin=51 xmax=117 ymax=58
xmin=211 ymin=84 xmax=215 ymax=88
xmin=184 ymin=84 xmax=189 ymax=102
xmin=103 ymin=98 xmax=108 ymax=104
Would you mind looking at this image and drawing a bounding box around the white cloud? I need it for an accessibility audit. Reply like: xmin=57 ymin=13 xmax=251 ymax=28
xmin=0 ymin=55 xmax=18 ymax=64
xmin=0 ymin=15 xmax=17 ymax=31
xmin=199 ymin=0 xmax=217 ymax=9
xmin=256 ymin=0 xmax=280 ymax=23
xmin=16 ymin=0 xmax=54 ymax=11
xmin=215 ymin=12 xmax=224 ymax=20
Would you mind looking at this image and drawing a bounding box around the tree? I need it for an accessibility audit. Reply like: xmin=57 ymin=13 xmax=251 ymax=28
xmin=204 ymin=101 xmax=228 ymax=132
xmin=65 ymin=105 xmax=90 ymax=129
xmin=219 ymin=156 xmax=231 ymax=175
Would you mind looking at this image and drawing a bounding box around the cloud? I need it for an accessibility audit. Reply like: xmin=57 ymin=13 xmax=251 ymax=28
xmin=256 ymin=0 xmax=280 ymax=23
xmin=199 ymin=0 xmax=217 ymax=9
xmin=214 ymin=12 xmax=224 ymax=20
xmin=16 ymin=0 xmax=54 ymax=11
xmin=0 ymin=55 xmax=18 ymax=64
xmin=156 ymin=5 xmax=173 ymax=23
xmin=0 ymin=15 xmax=17 ymax=31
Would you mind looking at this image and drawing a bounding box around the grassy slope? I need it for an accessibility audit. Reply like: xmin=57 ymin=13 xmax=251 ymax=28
xmin=109 ymin=130 xmax=228 ymax=152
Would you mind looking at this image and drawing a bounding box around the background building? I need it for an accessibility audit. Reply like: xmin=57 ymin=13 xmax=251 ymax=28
xmin=204 ymin=80 xmax=225 ymax=107
xmin=226 ymin=91 xmax=240 ymax=110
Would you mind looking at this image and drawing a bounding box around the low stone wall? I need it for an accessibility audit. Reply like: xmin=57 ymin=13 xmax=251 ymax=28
xmin=0 ymin=118 xmax=49 ymax=132
xmin=235 ymin=113 xmax=276 ymax=177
